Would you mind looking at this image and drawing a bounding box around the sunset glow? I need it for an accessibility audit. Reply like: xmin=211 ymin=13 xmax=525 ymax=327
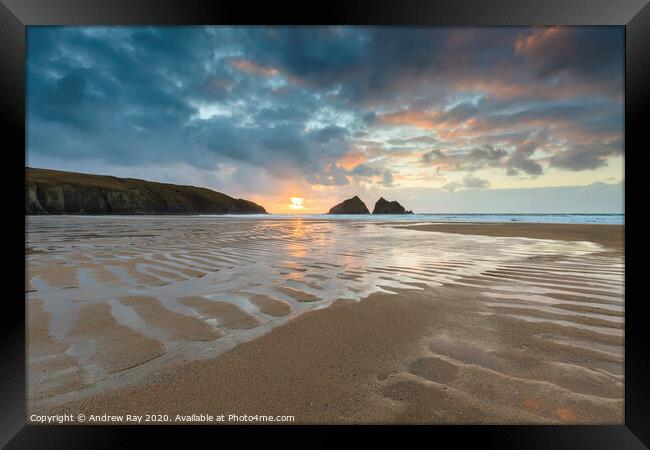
xmin=26 ymin=26 xmax=624 ymax=214
xmin=289 ymin=197 xmax=305 ymax=210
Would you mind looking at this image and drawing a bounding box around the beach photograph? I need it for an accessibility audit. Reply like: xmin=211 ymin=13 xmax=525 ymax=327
xmin=25 ymin=26 xmax=624 ymax=425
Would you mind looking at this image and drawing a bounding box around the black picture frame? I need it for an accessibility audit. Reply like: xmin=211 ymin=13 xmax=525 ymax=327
xmin=2 ymin=0 xmax=648 ymax=447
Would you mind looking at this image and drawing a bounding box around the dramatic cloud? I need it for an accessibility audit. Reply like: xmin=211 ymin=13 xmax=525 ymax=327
xmin=443 ymin=174 xmax=491 ymax=192
xmin=26 ymin=26 xmax=624 ymax=212
xmin=549 ymin=139 xmax=623 ymax=171
xmin=506 ymin=131 xmax=548 ymax=176
xmin=514 ymin=27 xmax=623 ymax=88
xmin=422 ymin=145 xmax=508 ymax=172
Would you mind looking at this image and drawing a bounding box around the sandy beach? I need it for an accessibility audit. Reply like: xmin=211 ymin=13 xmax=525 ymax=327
xmin=26 ymin=217 xmax=624 ymax=424
xmin=392 ymin=222 xmax=624 ymax=251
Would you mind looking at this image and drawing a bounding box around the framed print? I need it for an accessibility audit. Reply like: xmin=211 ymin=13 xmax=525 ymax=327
xmin=1 ymin=0 xmax=649 ymax=447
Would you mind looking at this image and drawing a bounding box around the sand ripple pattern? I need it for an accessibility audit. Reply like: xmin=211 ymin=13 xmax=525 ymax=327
xmin=26 ymin=216 xmax=623 ymax=410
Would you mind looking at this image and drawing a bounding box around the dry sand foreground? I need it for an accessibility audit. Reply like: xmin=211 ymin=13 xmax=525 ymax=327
xmin=28 ymin=220 xmax=624 ymax=424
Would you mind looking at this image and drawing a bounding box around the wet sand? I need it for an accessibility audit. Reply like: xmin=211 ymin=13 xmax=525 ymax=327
xmin=393 ymin=222 xmax=623 ymax=250
xmin=26 ymin=218 xmax=624 ymax=424
xmin=44 ymin=285 xmax=623 ymax=424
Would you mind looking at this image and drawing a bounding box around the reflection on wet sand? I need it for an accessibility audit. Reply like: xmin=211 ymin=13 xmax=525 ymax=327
xmin=26 ymin=216 xmax=623 ymax=423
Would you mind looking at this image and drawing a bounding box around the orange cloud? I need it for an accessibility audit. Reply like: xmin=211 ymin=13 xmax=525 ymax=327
xmin=453 ymin=78 xmax=532 ymax=99
xmin=248 ymin=180 xmax=335 ymax=213
xmin=379 ymin=111 xmax=440 ymax=130
xmin=229 ymin=58 xmax=279 ymax=77
xmin=337 ymin=151 xmax=368 ymax=170
xmin=514 ymin=26 xmax=564 ymax=57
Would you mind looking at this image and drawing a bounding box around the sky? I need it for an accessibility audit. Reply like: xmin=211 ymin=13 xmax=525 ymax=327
xmin=26 ymin=26 xmax=624 ymax=214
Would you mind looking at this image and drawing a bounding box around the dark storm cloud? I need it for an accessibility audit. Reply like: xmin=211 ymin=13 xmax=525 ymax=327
xmin=347 ymin=163 xmax=396 ymax=187
xmin=472 ymin=98 xmax=623 ymax=138
xmin=237 ymin=27 xmax=453 ymax=104
xmin=549 ymin=139 xmax=623 ymax=171
xmin=27 ymin=26 xmax=358 ymax=180
xmin=304 ymin=165 xmax=350 ymax=186
xmin=33 ymin=72 xmax=94 ymax=131
xmin=505 ymin=131 xmax=547 ymax=176
xmin=193 ymin=120 xmax=351 ymax=176
xmin=515 ymin=27 xmax=624 ymax=85
xmin=422 ymin=145 xmax=507 ymax=171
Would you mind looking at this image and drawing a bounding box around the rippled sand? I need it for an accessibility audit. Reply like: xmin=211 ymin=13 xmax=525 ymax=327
xmin=26 ymin=216 xmax=624 ymax=423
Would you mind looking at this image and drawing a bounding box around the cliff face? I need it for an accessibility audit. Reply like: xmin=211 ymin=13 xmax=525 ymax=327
xmin=26 ymin=168 xmax=267 ymax=215
xmin=328 ymin=196 xmax=370 ymax=214
xmin=372 ymin=197 xmax=413 ymax=214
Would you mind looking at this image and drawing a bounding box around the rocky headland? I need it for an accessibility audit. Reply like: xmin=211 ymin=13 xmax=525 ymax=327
xmin=372 ymin=197 xmax=413 ymax=214
xmin=327 ymin=196 xmax=370 ymax=214
xmin=327 ymin=196 xmax=413 ymax=215
xmin=26 ymin=168 xmax=267 ymax=215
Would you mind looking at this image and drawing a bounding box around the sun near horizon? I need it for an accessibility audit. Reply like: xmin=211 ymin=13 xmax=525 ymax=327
xmin=288 ymin=197 xmax=305 ymax=211
xmin=259 ymin=195 xmax=338 ymax=214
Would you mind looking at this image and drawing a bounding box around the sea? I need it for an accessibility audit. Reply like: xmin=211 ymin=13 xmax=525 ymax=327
xmin=197 ymin=213 xmax=624 ymax=225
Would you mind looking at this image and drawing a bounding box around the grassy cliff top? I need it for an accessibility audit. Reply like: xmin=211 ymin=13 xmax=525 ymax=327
xmin=26 ymin=167 xmax=267 ymax=214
